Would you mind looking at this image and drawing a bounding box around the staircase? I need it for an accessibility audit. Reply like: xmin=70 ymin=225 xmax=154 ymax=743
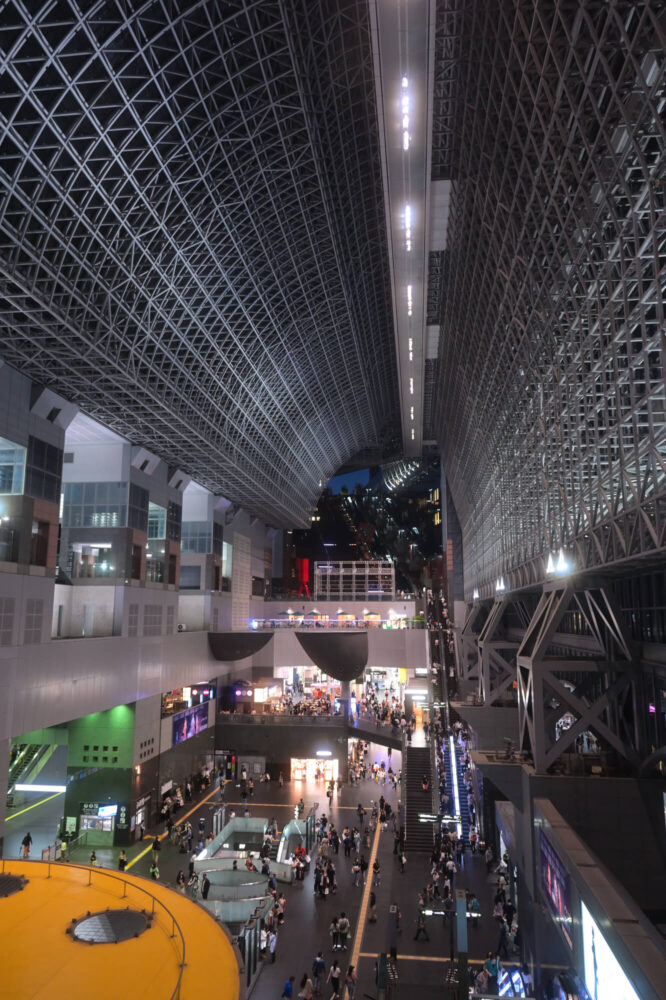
xmin=404 ymin=746 xmax=435 ymax=852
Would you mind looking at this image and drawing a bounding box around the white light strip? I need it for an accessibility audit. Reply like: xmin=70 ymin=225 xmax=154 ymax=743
xmin=407 ymin=284 xmax=413 ymax=316
xmin=449 ymin=734 xmax=462 ymax=829
xmin=14 ymin=783 xmax=66 ymax=793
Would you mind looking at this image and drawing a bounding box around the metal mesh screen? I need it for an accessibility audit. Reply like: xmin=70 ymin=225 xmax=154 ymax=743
xmin=433 ymin=1 xmax=666 ymax=594
xmin=0 ymin=0 xmax=399 ymax=526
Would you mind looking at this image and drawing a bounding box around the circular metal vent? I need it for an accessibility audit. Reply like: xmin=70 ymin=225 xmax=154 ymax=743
xmin=68 ymin=908 xmax=151 ymax=944
xmin=0 ymin=873 xmax=28 ymax=898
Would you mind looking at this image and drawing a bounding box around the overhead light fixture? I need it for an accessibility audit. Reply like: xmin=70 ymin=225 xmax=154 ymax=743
xmin=316 ymin=750 xmax=332 ymax=757
xmin=15 ymin=783 xmax=66 ymax=793
xmin=473 ymin=589 xmax=479 ymax=600
xmin=407 ymin=285 xmax=413 ymax=316
xmin=411 ymin=428 xmax=415 ymax=440
xmin=496 ymin=578 xmax=506 ymax=592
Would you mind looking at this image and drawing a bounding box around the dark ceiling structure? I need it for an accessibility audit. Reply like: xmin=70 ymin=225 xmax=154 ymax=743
xmin=0 ymin=0 xmax=400 ymax=527
xmin=0 ymin=0 xmax=664 ymax=593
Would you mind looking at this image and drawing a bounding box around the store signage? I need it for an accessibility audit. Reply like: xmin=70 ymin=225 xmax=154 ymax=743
xmin=540 ymin=831 xmax=572 ymax=948
xmin=116 ymin=804 xmax=129 ymax=830
xmin=80 ymin=802 xmax=100 ymax=816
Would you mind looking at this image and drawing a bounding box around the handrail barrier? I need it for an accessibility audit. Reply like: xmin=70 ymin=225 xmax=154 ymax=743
xmin=1 ymin=859 xmax=187 ymax=1000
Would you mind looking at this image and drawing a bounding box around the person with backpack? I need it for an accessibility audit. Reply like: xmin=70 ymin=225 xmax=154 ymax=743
xmin=21 ymin=832 xmax=32 ymax=858
xmin=338 ymin=912 xmax=350 ymax=950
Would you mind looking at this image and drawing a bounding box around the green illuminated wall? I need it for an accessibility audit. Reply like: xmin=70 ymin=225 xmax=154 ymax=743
xmin=66 ymin=705 xmax=135 ymax=769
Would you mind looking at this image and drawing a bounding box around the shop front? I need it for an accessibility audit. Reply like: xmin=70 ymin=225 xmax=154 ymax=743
xmin=79 ymin=801 xmax=130 ymax=846
xmin=290 ymin=756 xmax=339 ymax=783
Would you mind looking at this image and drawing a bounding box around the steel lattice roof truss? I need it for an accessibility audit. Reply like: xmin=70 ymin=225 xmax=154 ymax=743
xmin=432 ymin=1 xmax=666 ymax=593
xmin=0 ymin=0 xmax=400 ymax=526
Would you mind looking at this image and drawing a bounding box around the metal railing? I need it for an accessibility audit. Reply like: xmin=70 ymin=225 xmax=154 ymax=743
xmin=2 ymin=859 xmax=187 ymax=1000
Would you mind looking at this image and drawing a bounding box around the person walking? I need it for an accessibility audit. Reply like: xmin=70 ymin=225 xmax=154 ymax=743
xmin=326 ymin=959 xmax=341 ymax=999
xmin=300 ymin=972 xmax=315 ymax=999
xmin=338 ymin=912 xmax=350 ymax=950
xmin=312 ymin=951 xmax=326 ymax=995
xmin=329 ymin=915 xmax=340 ymax=951
xmin=151 ymin=836 xmax=161 ymax=865
xmin=368 ymin=890 xmax=377 ymax=923
xmin=281 ymin=975 xmax=295 ymax=998
xmin=21 ymin=832 xmax=32 ymax=858
xmin=149 ymin=860 xmax=159 ymax=879
xmin=414 ymin=910 xmax=429 ymax=941
xmin=372 ymin=858 xmax=381 ymax=886
xmin=118 ymin=849 xmax=127 ymax=872
xmin=176 ymin=870 xmax=186 ymax=893
xmin=399 ymin=851 xmax=407 ymax=874
xmin=269 ymin=929 xmax=278 ymax=963
xmin=344 ymin=965 xmax=358 ymax=1000
xmin=201 ymin=873 xmax=210 ymax=899
xmin=484 ymin=952 xmax=501 ymax=993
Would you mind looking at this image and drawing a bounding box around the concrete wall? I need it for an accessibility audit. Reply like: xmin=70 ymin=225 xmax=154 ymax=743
xmin=453 ymin=704 xmax=520 ymax=750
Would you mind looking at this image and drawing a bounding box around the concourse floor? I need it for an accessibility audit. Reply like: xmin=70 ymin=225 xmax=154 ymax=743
xmin=18 ymin=742 xmax=525 ymax=1000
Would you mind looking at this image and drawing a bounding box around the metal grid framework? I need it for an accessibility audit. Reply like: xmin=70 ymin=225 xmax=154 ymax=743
xmin=433 ymin=1 xmax=666 ymax=594
xmin=0 ymin=0 xmax=400 ymax=527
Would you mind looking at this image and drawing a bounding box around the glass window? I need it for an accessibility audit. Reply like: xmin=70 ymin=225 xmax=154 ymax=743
xmin=128 ymin=483 xmax=148 ymax=531
xmin=26 ymin=436 xmax=63 ymax=502
xmin=0 ymin=436 xmax=26 ymax=494
xmin=62 ymin=482 xmax=128 ymax=528
xmin=180 ymin=521 xmax=212 ymax=554
xmin=167 ymin=501 xmax=182 ymax=543
xmin=148 ymin=502 xmax=166 ymax=539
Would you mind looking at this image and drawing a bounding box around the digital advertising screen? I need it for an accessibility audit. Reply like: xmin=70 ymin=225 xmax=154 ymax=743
xmin=172 ymin=703 xmax=209 ymax=746
xmin=581 ymin=902 xmax=640 ymax=1000
xmin=540 ymin=830 xmax=573 ymax=948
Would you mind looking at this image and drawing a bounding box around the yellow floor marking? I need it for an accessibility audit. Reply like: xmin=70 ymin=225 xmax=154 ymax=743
xmin=358 ymin=952 xmax=567 ymax=969
xmin=346 ymin=821 xmax=382 ymax=996
xmin=6 ymin=791 xmax=64 ymax=821
xmin=126 ymin=783 xmax=221 ymax=870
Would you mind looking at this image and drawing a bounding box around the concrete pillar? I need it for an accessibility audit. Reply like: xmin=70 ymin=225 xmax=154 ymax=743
xmin=339 ymin=680 xmax=352 ymax=720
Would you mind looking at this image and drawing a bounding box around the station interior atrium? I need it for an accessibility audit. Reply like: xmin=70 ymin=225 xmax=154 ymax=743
xmin=0 ymin=2 xmax=665 ymax=1000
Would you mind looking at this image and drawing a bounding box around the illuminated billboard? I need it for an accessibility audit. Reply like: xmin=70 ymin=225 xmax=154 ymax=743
xmin=581 ymin=902 xmax=639 ymax=1000
xmin=540 ymin=830 xmax=573 ymax=948
xmin=172 ymin=703 xmax=209 ymax=745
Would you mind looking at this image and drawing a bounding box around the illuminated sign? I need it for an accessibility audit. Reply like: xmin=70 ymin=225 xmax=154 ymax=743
xmin=540 ymin=831 xmax=572 ymax=948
